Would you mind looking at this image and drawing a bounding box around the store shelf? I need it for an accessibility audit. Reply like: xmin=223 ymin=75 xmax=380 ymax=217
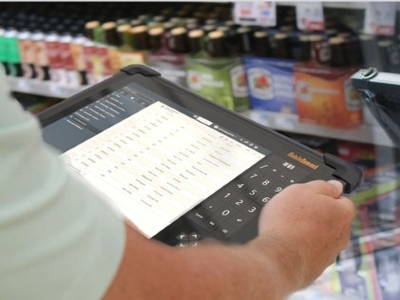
xmin=241 ymin=109 xmax=395 ymax=147
xmin=7 ymin=77 xmax=87 ymax=99
xmin=7 ymin=76 xmax=395 ymax=147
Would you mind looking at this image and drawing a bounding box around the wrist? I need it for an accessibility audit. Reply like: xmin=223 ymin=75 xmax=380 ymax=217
xmin=248 ymin=236 xmax=308 ymax=294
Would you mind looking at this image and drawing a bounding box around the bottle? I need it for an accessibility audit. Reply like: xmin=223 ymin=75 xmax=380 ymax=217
xmin=101 ymin=21 xmax=121 ymax=76
xmin=17 ymin=26 xmax=37 ymax=79
xmin=45 ymin=25 xmax=68 ymax=84
xmin=328 ymin=36 xmax=347 ymax=67
xmin=69 ymin=27 xmax=88 ymax=85
xmin=4 ymin=26 xmax=23 ymax=77
xmin=59 ymin=28 xmax=81 ymax=86
xmin=0 ymin=26 xmax=8 ymax=74
xmin=147 ymin=26 xmax=189 ymax=87
xmin=188 ymin=29 xmax=205 ymax=56
xmin=253 ymin=30 xmax=271 ymax=57
xmin=31 ymin=25 xmax=51 ymax=81
xmin=271 ymin=32 xmax=292 ymax=59
xmin=295 ymin=34 xmax=312 ymax=62
xmin=236 ymin=26 xmax=254 ymax=56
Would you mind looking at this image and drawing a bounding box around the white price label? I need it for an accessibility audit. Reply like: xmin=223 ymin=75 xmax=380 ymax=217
xmin=296 ymin=2 xmax=325 ymax=31
xmin=233 ymin=2 xmax=276 ymax=27
xmin=363 ymin=2 xmax=396 ymax=36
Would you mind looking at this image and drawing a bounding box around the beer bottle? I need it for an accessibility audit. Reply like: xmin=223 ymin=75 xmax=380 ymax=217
xmin=271 ymin=32 xmax=292 ymax=59
xmin=58 ymin=27 xmax=80 ymax=86
xmin=253 ymin=30 xmax=271 ymax=57
xmin=69 ymin=26 xmax=88 ymax=85
xmin=328 ymin=36 xmax=346 ymax=67
xmin=148 ymin=26 xmax=164 ymax=53
xmin=117 ymin=24 xmax=134 ymax=52
xmin=236 ymin=26 xmax=254 ymax=55
xmin=83 ymin=21 xmax=101 ymax=84
xmin=18 ymin=26 xmax=37 ymax=79
xmin=4 ymin=25 xmax=23 ymax=77
xmin=296 ymin=33 xmax=312 ymax=62
xmin=130 ymin=25 xmax=149 ymax=51
xmin=188 ymin=29 xmax=205 ymax=56
xmin=102 ymin=21 xmax=121 ymax=75
xmin=0 ymin=26 xmax=8 ymax=74
xmin=167 ymin=26 xmax=190 ymax=54
xmin=206 ymin=30 xmax=228 ymax=58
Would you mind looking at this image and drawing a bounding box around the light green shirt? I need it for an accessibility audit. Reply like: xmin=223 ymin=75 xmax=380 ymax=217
xmin=0 ymin=68 xmax=125 ymax=299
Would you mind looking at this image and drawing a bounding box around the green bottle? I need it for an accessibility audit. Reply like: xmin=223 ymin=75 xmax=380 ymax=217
xmin=0 ymin=27 xmax=8 ymax=74
xmin=185 ymin=29 xmax=249 ymax=112
xmin=4 ymin=27 xmax=23 ymax=77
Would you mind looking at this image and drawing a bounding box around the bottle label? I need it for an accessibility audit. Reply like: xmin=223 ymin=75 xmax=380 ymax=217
xmin=246 ymin=67 xmax=274 ymax=100
xmin=230 ymin=65 xmax=249 ymax=98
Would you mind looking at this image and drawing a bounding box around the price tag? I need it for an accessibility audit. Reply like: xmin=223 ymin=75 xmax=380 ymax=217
xmin=296 ymin=2 xmax=325 ymax=31
xmin=233 ymin=2 xmax=276 ymax=27
xmin=363 ymin=2 xmax=397 ymax=36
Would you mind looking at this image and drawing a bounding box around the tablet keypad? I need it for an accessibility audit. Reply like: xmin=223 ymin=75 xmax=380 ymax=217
xmin=179 ymin=154 xmax=308 ymax=246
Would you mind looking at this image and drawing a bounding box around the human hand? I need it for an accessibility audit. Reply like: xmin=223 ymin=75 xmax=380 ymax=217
xmin=254 ymin=180 xmax=355 ymax=288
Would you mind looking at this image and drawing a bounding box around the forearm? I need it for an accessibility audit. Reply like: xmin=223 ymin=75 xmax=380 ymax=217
xmin=104 ymin=224 xmax=302 ymax=300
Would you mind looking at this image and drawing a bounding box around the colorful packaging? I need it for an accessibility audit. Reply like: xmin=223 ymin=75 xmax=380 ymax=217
xmin=294 ymin=62 xmax=363 ymax=128
xmin=244 ymin=55 xmax=296 ymax=114
xmin=186 ymin=56 xmax=249 ymax=111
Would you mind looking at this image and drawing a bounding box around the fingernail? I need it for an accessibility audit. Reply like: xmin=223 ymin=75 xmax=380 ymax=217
xmin=328 ymin=180 xmax=344 ymax=193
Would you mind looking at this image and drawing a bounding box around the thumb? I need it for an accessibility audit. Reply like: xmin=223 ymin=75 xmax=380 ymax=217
xmin=327 ymin=180 xmax=344 ymax=197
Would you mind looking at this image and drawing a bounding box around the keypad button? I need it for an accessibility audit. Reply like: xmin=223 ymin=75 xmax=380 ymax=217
xmin=214 ymin=207 xmax=236 ymax=222
xmin=243 ymin=204 xmax=261 ymax=217
xmin=213 ymin=222 xmax=236 ymax=239
xmin=202 ymin=217 xmax=222 ymax=232
xmin=202 ymin=198 xmax=224 ymax=212
xmin=226 ymin=212 xmax=251 ymax=229
xmin=187 ymin=207 xmax=210 ymax=224
xmin=189 ymin=232 xmax=201 ymax=241
xmin=176 ymin=232 xmax=189 ymax=242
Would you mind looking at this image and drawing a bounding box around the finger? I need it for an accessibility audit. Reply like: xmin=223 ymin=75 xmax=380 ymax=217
xmin=327 ymin=180 xmax=344 ymax=196
xmin=304 ymin=180 xmax=343 ymax=198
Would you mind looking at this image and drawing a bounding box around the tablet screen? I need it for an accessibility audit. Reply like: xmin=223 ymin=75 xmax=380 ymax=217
xmin=43 ymin=81 xmax=272 ymax=238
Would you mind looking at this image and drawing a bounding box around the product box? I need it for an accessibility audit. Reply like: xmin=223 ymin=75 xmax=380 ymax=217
xmin=243 ymin=56 xmax=296 ymax=114
xmin=294 ymin=62 xmax=363 ymax=128
xmin=186 ymin=56 xmax=249 ymax=112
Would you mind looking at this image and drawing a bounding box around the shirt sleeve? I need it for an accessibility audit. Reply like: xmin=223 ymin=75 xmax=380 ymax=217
xmin=0 ymin=67 xmax=126 ymax=300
